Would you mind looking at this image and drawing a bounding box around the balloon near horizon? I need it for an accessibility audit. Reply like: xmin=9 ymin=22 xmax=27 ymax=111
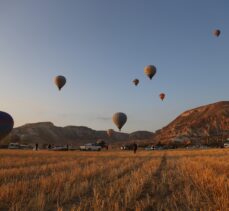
xmin=0 ymin=111 xmax=14 ymax=141
xmin=112 ymin=112 xmax=127 ymax=131
xmin=107 ymin=129 xmax=114 ymax=137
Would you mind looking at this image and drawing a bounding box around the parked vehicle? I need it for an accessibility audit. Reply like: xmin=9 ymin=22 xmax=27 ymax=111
xmin=8 ymin=143 xmax=20 ymax=149
xmin=145 ymin=146 xmax=155 ymax=150
xmin=8 ymin=143 xmax=33 ymax=149
xmin=145 ymin=146 xmax=163 ymax=150
xmin=223 ymin=143 xmax=229 ymax=148
xmin=68 ymin=146 xmax=80 ymax=150
xmin=80 ymin=143 xmax=102 ymax=151
xmin=50 ymin=146 xmax=68 ymax=151
xmin=20 ymin=144 xmax=33 ymax=149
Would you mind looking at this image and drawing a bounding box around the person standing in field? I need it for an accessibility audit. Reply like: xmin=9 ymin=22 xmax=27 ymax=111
xmin=133 ymin=142 xmax=138 ymax=154
xmin=35 ymin=143 xmax=38 ymax=151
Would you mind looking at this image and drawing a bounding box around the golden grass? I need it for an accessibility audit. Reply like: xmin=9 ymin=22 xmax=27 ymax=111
xmin=0 ymin=149 xmax=229 ymax=210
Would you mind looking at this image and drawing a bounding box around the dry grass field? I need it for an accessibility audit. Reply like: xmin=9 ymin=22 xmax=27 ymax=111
xmin=0 ymin=149 xmax=229 ymax=211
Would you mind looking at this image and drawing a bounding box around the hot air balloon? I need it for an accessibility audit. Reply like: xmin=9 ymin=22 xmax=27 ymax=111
xmin=132 ymin=79 xmax=139 ymax=86
xmin=144 ymin=65 xmax=157 ymax=80
xmin=159 ymin=93 xmax=165 ymax=101
xmin=107 ymin=129 xmax=114 ymax=137
xmin=0 ymin=111 xmax=14 ymax=141
xmin=213 ymin=29 xmax=221 ymax=37
xmin=112 ymin=112 xmax=127 ymax=131
xmin=54 ymin=75 xmax=66 ymax=90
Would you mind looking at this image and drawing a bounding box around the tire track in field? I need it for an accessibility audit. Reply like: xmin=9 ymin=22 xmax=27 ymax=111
xmin=61 ymin=157 xmax=150 ymax=211
xmin=137 ymin=154 xmax=167 ymax=199
xmin=77 ymin=156 xmax=159 ymax=211
xmin=134 ymin=154 xmax=173 ymax=211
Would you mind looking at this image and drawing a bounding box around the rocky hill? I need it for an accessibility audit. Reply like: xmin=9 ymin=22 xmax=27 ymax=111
xmin=1 ymin=122 xmax=154 ymax=146
xmin=154 ymin=101 xmax=229 ymax=145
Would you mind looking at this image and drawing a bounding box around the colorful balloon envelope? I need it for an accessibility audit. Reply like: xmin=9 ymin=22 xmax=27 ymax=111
xmin=0 ymin=111 xmax=14 ymax=140
xmin=132 ymin=79 xmax=139 ymax=86
xmin=212 ymin=29 xmax=221 ymax=37
xmin=54 ymin=75 xmax=66 ymax=90
xmin=144 ymin=65 xmax=157 ymax=80
xmin=107 ymin=129 xmax=114 ymax=137
xmin=159 ymin=93 xmax=165 ymax=101
xmin=112 ymin=112 xmax=127 ymax=131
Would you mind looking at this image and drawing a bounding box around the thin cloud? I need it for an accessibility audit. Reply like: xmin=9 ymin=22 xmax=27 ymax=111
xmin=96 ymin=116 xmax=111 ymax=121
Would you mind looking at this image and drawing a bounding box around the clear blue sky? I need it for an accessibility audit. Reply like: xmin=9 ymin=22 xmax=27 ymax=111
xmin=0 ymin=0 xmax=228 ymax=132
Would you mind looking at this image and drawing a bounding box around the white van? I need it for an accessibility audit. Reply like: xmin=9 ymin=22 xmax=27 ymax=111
xmin=224 ymin=143 xmax=229 ymax=148
xmin=8 ymin=143 xmax=20 ymax=149
xmin=80 ymin=143 xmax=101 ymax=151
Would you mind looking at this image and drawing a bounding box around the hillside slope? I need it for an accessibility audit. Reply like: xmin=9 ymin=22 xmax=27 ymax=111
xmin=154 ymin=101 xmax=229 ymax=144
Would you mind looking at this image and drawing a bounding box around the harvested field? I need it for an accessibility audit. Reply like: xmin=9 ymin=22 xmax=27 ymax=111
xmin=0 ymin=149 xmax=229 ymax=211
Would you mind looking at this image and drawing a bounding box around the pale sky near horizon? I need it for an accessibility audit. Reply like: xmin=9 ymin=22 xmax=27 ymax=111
xmin=0 ymin=0 xmax=228 ymax=132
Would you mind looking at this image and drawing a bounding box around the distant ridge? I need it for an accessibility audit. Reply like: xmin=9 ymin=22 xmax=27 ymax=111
xmin=1 ymin=122 xmax=154 ymax=146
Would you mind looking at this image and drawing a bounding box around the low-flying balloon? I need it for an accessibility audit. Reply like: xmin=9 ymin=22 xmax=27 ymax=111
xmin=54 ymin=75 xmax=66 ymax=90
xmin=144 ymin=65 xmax=157 ymax=80
xmin=212 ymin=29 xmax=221 ymax=37
xmin=159 ymin=93 xmax=165 ymax=101
xmin=0 ymin=111 xmax=14 ymax=141
xmin=132 ymin=79 xmax=139 ymax=86
xmin=107 ymin=129 xmax=114 ymax=137
xmin=112 ymin=112 xmax=127 ymax=131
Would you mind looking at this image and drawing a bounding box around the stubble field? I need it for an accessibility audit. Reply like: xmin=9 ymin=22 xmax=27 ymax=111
xmin=0 ymin=149 xmax=229 ymax=211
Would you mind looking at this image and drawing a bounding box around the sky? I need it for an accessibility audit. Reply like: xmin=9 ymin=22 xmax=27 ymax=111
xmin=0 ymin=0 xmax=228 ymax=132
